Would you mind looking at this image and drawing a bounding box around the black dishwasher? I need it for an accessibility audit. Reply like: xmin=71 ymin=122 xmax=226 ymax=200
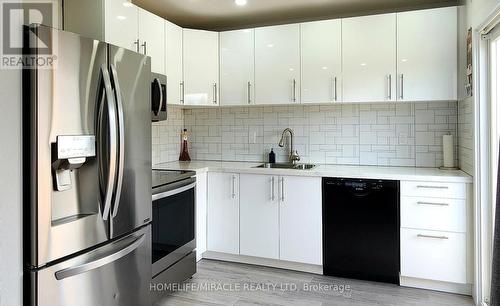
xmin=322 ymin=178 xmax=400 ymax=284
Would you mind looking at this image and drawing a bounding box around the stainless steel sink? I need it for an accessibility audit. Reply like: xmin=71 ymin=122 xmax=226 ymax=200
xmin=254 ymin=163 xmax=317 ymax=170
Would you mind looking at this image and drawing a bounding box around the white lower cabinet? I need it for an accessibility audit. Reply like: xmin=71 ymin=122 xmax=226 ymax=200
xmin=401 ymin=228 xmax=466 ymax=284
xmin=240 ymin=174 xmax=279 ymax=259
xmin=207 ymin=172 xmax=239 ymax=254
xmin=400 ymin=180 xmax=469 ymax=287
xmin=279 ymin=176 xmax=322 ymax=265
xmin=195 ymin=172 xmax=207 ymax=262
xmin=239 ymin=174 xmax=322 ymax=265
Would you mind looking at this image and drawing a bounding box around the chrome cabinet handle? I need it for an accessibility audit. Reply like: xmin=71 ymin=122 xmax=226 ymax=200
xmin=417 ymin=185 xmax=449 ymax=189
xmin=213 ymin=83 xmax=218 ymax=104
xmin=97 ymin=65 xmax=118 ymax=221
xmin=55 ymin=234 xmax=146 ymax=280
xmin=400 ymin=74 xmax=404 ymax=100
xmin=271 ymin=177 xmax=275 ymax=201
xmin=417 ymin=201 xmax=449 ymax=206
xmin=180 ymin=82 xmax=184 ymax=104
xmin=333 ymin=76 xmax=338 ymax=102
xmin=141 ymin=41 xmax=147 ymax=54
xmin=417 ymin=234 xmax=449 ymax=240
xmin=109 ymin=65 xmax=125 ymax=218
xmin=247 ymin=81 xmax=252 ymax=104
xmin=387 ymin=74 xmax=392 ymax=100
xmin=292 ymin=79 xmax=297 ymax=102
xmin=231 ymin=175 xmax=236 ymax=199
xmin=134 ymin=39 xmax=140 ymax=53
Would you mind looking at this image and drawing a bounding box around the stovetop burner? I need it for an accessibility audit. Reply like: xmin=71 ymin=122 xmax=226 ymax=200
xmin=152 ymin=169 xmax=196 ymax=189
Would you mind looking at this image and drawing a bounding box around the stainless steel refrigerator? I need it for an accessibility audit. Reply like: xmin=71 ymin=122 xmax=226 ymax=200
xmin=23 ymin=24 xmax=152 ymax=306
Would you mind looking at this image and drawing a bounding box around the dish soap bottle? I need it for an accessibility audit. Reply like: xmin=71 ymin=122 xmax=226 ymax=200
xmin=269 ymin=148 xmax=276 ymax=164
xmin=179 ymin=129 xmax=191 ymax=161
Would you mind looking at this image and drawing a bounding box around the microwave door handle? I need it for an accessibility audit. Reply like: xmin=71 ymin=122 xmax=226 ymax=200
xmin=110 ymin=65 xmax=125 ymax=218
xmin=153 ymin=78 xmax=163 ymax=116
xmin=55 ymin=234 xmax=145 ymax=280
xmin=98 ymin=65 xmax=118 ymax=221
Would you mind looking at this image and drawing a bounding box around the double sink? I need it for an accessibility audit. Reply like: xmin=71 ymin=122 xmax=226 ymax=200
xmin=253 ymin=163 xmax=317 ymax=170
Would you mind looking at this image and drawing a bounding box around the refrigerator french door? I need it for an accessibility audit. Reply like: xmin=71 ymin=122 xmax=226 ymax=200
xmin=23 ymin=25 xmax=152 ymax=306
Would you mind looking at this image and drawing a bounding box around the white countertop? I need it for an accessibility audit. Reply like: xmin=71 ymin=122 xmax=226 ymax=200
xmin=154 ymin=161 xmax=473 ymax=183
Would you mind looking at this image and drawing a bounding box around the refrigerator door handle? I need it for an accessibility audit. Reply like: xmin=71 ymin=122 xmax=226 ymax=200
xmin=109 ymin=65 xmax=125 ymax=218
xmin=97 ymin=65 xmax=118 ymax=221
xmin=54 ymin=234 xmax=146 ymax=280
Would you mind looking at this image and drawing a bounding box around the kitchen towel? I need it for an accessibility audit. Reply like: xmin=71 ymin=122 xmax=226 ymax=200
xmin=443 ymin=134 xmax=454 ymax=168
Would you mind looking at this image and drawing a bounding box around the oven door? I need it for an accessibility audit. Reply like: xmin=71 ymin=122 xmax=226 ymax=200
xmin=152 ymin=178 xmax=196 ymax=277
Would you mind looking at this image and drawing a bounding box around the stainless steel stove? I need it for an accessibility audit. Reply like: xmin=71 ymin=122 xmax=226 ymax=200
xmin=151 ymin=169 xmax=197 ymax=302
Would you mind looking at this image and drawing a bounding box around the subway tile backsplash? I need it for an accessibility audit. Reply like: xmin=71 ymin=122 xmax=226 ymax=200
xmin=179 ymin=101 xmax=458 ymax=167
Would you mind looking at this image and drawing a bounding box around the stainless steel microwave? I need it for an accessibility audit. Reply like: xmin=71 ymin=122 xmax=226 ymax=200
xmin=151 ymin=73 xmax=167 ymax=122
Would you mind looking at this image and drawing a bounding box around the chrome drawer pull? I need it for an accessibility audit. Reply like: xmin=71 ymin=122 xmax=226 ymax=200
xmin=417 ymin=234 xmax=449 ymax=240
xmin=417 ymin=201 xmax=449 ymax=206
xmin=416 ymin=185 xmax=449 ymax=189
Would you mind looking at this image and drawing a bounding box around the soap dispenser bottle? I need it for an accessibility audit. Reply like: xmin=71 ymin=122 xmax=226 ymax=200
xmin=269 ymin=148 xmax=276 ymax=164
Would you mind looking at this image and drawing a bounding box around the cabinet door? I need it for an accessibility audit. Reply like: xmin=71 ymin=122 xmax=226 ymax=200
xmin=301 ymin=20 xmax=342 ymax=103
xmin=104 ymin=0 xmax=138 ymax=51
xmin=279 ymin=176 xmax=322 ymax=265
xmin=195 ymin=173 xmax=207 ymax=262
xmin=255 ymin=24 xmax=300 ymax=104
xmin=240 ymin=174 xmax=279 ymax=259
xmin=183 ymin=29 xmax=219 ymax=106
xmin=165 ymin=20 xmax=184 ymax=105
xmin=138 ymin=8 xmax=165 ymax=74
xmin=207 ymin=173 xmax=239 ymax=254
xmin=220 ymin=29 xmax=255 ymax=106
xmin=397 ymin=7 xmax=457 ymax=101
xmin=342 ymin=14 xmax=397 ymax=102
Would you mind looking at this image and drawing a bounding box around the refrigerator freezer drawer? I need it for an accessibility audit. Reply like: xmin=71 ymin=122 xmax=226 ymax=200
xmin=28 ymin=225 xmax=152 ymax=306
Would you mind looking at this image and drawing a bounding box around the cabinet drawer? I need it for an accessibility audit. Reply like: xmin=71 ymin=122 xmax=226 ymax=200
xmin=401 ymin=181 xmax=466 ymax=199
xmin=401 ymin=228 xmax=466 ymax=284
xmin=401 ymin=197 xmax=466 ymax=232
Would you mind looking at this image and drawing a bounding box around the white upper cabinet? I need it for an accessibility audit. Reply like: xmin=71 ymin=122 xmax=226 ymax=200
xmin=301 ymin=20 xmax=342 ymax=104
xmin=183 ymin=29 xmax=219 ymax=106
xmin=104 ymin=0 xmax=138 ymax=51
xmin=207 ymin=173 xmax=239 ymax=254
xmin=165 ymin=20 xmax=184 ymax=105
xmin=138 ymin=8 xmax=165 ymax=74
xmin=240 ymin=174 xmax=279 ymax=259
xmin=342 ymin=13 xmax=397 ymax=103
xmin=220 ymin=29 xmax=255 ymax=106
xmin=255 ymin=24 xmax=300 ymax=105
xmin=397 ymin=7 xmax=457 ymax=101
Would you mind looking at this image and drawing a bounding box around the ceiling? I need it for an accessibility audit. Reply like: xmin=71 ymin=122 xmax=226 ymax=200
xmin=133 ymin=0 xmax=458 ymax=31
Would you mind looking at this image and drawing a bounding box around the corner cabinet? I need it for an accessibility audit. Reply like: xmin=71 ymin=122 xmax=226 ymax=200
xmin=301 ymin=19 xmax=342 ymax=104
xmin=342 ymin=13 xmax=397 ymax=103
xmin=207 ymin=172 xmax=239 ymax=254
xmin=220 ymin=29 xmax=255 ymax=106
xmin=255 ymin=24 xmax=301 ymax=105
xmin=165 ymin=20 xmax=184 ymax=105
xmin=183 ymin=29 xmax=219 ymax=106
xmin=397 ymin=7 xmax=457 ymax=101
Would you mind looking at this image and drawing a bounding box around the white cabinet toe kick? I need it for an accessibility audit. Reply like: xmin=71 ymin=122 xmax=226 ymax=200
xmin=197 ymin=170 xmax=472 ymax=295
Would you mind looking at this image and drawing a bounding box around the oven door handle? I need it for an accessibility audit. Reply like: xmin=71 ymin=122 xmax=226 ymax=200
xmin=152 ymin=182 xmax=196 ymax=201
